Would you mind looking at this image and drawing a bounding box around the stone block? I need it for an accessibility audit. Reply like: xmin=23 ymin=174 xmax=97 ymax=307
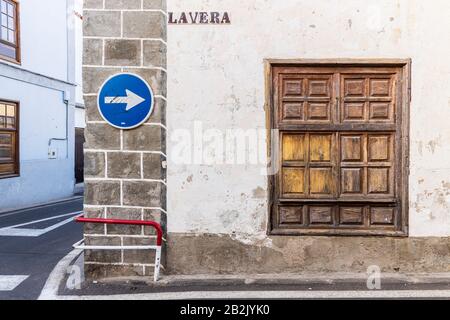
xmin=143 ymin=209 xmax=166 ymax=235
xmin=107 ymin=152 xmax=141 ymax=179
xmin=85 ymin=264 xmax=146 ymax=279
xmin=84 ymin=0 xmax=103 ymax=9
xmin=106 ymin=207 xmax=142 ymax=235
xmin=84 ymin=236 xmax=122 ymax=264
xmin=83 ymin=67 xmax=120 ymax=94
xmin=143 ymin=40 xmax=166 ymax=68
xmin=142 ymin=153 xmax=165 ymax=179
xmin=85 ymin=181 xmax=121 ymax=206
xmin=146 ymin=97 xmax=165 ymax=123
xmin=123 ymin=11 xmax=166 ymax=40
xmin=122 ymin=181 xmax=165 ymax=207
xmin=84 ymin=151 xmax=105 ymax=178
xmin=143 ymin=0 xmax=166 ymax=10
xmin=105 ymin=0 xmax=141 ymax=9
xmin=85 ymin=123 xmax=120 ymax=150
xmin=83 ymin=38 xmax=103 ymax=65
xmin=123 ymin=236 xmax=156 ymax=264
xmin=84 ymin=11 xmax=121 ymax=37
xmin=105 ymin=39 xmax=141 ymax=66
xmin=83 ymin=95 xmax=102 ymax=122
xmin=123 ymin=125 xmax=162 ymax=151
xmin=84 ymin=207 xmax=105 ymax=235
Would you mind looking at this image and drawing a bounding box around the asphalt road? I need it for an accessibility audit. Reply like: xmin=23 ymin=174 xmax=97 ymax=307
xmin=0 ymin=198 xmax=83 ymax=300
xmin=1 ymin=197 xmax=450 ymax=300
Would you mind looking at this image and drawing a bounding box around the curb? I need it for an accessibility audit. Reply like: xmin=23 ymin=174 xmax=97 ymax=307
xmin=38 ymin=248 xmax=83 ymax=300
xmin=0 ymin=196 xmax=83 ymax=216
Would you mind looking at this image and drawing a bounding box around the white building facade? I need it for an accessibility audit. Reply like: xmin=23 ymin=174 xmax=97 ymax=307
xmin=81 ymin=0 xmax=450 ymax=278
xmin=0 ymin=0 xmax=82 ymax=210
xmin=165 ymin=0 xmax=450 ymax=274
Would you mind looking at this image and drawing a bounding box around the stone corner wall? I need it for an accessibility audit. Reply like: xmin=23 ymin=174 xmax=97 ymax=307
xmin=82 ymin=0 xmax=167 ymax=278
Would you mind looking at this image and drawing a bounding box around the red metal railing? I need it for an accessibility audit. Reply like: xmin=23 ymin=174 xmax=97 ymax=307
xmin=74 ymin=215 xmax=164 ymax=281
xmin=75 ymin=216 xmax=163 ymax=246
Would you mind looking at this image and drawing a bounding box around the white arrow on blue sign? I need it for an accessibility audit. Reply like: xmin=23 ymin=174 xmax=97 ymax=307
xmin=97 ymin=73 xmax=154 ymax=129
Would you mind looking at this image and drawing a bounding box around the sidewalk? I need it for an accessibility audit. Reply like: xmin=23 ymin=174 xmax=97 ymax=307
xmin=41 ymin=249 xmax=450 ymax=299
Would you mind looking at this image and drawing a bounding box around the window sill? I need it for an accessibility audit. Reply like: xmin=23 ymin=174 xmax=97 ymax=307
xmin=0 ymin=55 xmax=21 ymax=66
xmin=0 ymin=173 xmax=20 ymax=180
xmin=270 ymin=227 xmax=408 ymax=238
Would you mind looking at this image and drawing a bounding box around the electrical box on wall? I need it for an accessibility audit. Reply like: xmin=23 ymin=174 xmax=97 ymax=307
xmin=63 ymin=90 xmax=71 ymax=103
xmin=48 ymin=147 xmax=58 ymax=159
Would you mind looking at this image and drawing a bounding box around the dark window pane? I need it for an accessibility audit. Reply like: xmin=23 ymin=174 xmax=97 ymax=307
xmin=6 ymin=116 xmax=14 ymax=128
xmin=0 ymin=132 xmax=12 ymax=160
xmin=5 ymin=105 xmax=15 ymax=128
xmin=0 ymin=132 xmax=11 ymax=144
xmin=6 ymin=104 xmax=14 ymax=117
xmin=0 ymin=101 xmax=17 ymax=175
xmin=0 ymin=146 xmax=11 ymax=159
xmin=0 ymin=104 xmax=5 ymax=128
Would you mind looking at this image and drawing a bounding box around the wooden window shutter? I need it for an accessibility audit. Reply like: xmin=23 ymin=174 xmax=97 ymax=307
xmin=267 ymin=60 xmax=410 ymax=236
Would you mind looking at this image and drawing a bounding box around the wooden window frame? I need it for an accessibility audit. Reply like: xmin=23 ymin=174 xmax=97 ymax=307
xmin=265 ymin=59 xmax=411 ymax=237
xmin=0 ymin=99 xmax=20 ymax=179
xmin=0 ymin=0 xmax=20 ymax=64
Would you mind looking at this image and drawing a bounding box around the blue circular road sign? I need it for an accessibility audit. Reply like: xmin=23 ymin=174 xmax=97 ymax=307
xmin=98 ymin=73 xmax=154 ymax=129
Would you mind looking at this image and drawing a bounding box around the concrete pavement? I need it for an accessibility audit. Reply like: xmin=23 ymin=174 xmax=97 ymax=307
xmin=44 ymin=254 xmax=450 ymax=299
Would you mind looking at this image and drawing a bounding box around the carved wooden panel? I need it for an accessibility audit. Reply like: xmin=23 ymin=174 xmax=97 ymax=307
xmin=309 ymin=206 xmax=333 ymax=224
xmin=341 ymin=74 xmax=396 ymax=123
xmin=281 ymin=133 xmax=336 ymax=199
xmin=339 ymin=207 xmax=364 ymax=225
xmin=340 ymin=132 xmax=394 ymax=198
xmin=271 ymin=63 xmax=408 ymax=236
xmin=282 ymin=168 xmax=305 ymax=195
xmin=370 ymin=207 xmax=395 ymax=225
xmin=279 ymin=206 xmax=303 ymax=225
xmin=279 ymin=74 xmax=333 ymax=124
xmin=282 ymin=134 xmax=305 ymax=161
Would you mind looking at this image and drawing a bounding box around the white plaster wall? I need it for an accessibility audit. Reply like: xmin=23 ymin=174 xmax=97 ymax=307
xmin=74 ymin=107 xmax=85 ymax=128
xmin=74 ymin=0 xmax=84 ymax=105
xmin=18 ymin=0 xmax=70 ymax=81
xmin=168 ymin=0 xmax=450 ymax=237
xmin=74 ymin=0 xmax=85 ymax=129
xmin=0 ymin=77 xmax=75 ymax=210
xmin=0 ymin=0 xmax=77 ymax=209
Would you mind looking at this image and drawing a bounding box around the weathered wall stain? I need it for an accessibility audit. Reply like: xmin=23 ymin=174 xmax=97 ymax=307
xmin=426 ymin=137 xmax=441 ymax=154
xmin=252 ymin=186 xmax=266 ymax=199
xmin=168 ymin=0 xmax=450 ymax=244
xmin=167 ymin=233 xmax=450 ymax=274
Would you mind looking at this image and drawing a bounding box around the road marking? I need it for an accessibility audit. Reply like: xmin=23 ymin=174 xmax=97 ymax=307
xmin=51 ymin=289 xmax=450 ymax=300
xmin=0 ymin=211 xmax=83 ymax=237
xmin=40 ymin=250 xmax=450 ymax=300
xmin=0 ymin=275 xmax=29 ymax=291
xmin=39 ymin=248 xmax=83 ymax=300
xmin=0 ymin=197 xmax=83 ymax=219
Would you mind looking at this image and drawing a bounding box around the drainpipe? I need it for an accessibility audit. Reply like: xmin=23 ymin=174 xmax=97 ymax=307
xmin=47 ymin=0 xmax=72 ymax=159
xmin=48 ymin=91 xmax=70 ymax=159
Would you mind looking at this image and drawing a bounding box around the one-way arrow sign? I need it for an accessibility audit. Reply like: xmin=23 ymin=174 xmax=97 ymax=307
xmin=105 ymin=89 xmax=146 ymax=111
xmin=97 ymin=73 xmax=154 ymax=130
